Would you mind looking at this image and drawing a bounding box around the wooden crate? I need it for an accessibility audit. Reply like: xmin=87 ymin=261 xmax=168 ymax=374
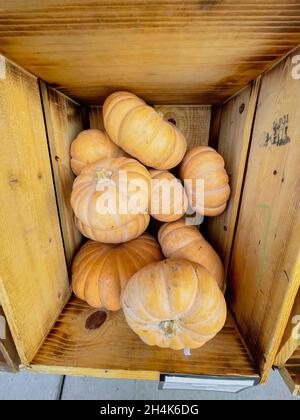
xmin=279 ymin=347 xmax=300 ymax=396
xmin=0 ymin=1 xmax=300 ymax=390
xmin=275 ymin=290 xmax=300 ymax=395
xmin=0 ymin=307 xmax=20 ymax=372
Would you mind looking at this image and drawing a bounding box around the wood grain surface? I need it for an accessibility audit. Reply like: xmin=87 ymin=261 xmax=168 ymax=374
xmin=0 ymin=57 xmax=70 ymax=364
xmin=0 ymin=1 xmax=299 ymax=104
xmin=31 ymin=297 xmax=259 ymax=380
xmin=280 ymin=346 xmax=300 ymax=396
xmin=228 ymin=47 xmax=300 ymax=382
xmin=40 ymin=82 xmax=86 ymax=267
xmin=275 ymin=291 xmax=300 ymax=366
xmin=207 ymin=79 xmax=261 ymax=276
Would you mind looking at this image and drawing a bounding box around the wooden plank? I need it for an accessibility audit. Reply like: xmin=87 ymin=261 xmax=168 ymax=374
xmin=154 ymin=105 xmax=211 ymax=150
xmin=279 ymin=366 xmax=300 ymax=396
xmin=283 ymin=347 xmax=300 ymax=396
xmin=40 ymin=82 xmax=85 ymax=267
xmin=0 ymin=2 xmax=300 ymax=104
xmin=0 ymin=307 xmax=20 ymax=372
xmin=89 ymin=106 xmax=104 ymax=130
xmin=90 ymin=105 xmax=212 ymax=150
xmin=228 ymin=47 xmax=300 ymax=382
xmin=31 ymin=297 xmax=259 ymax=381
xmin=0 ymin=57 xmax=70 ymax=365
xmin=280 ymin=345 xmax=300 ymax=396
xmin=275 ymin=290 xmax=300 ymax=366
xmin=207 ymin=79 xmax=261 ymax=275
xmin=208 ymin=105 xmax=223 ymax=150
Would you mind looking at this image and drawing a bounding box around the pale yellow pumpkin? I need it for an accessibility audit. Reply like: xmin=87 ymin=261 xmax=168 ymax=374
xmin=122 ymin=259 xmax=227 ymax=350
xmin=180 ymin=146 xmax=231 ymax=216
xmin=71 ymin=157 xmax=151 ymax=243
xmin=70 ymin=129 xmax=123 ymax=175
xmin=158 ymin=219 xmax=225 ymax=291
xmin=103 ymin=91 xmax=187 ymax=170
xmin=149 ymin=169 xmax=188 ymax=222
xmin=72 ymin=234 xmax=163 ymax=311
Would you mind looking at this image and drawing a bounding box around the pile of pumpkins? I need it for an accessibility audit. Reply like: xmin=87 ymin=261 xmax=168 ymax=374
xmin=70 ymin=91 xmax=230 ymax=351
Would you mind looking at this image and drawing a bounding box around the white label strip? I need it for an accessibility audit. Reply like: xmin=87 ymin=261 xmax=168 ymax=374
xmin=161 ymin=375 xmax=257 ymax=393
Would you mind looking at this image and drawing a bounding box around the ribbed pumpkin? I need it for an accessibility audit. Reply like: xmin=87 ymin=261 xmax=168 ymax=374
xmin=72 ymin=234 xmax=163 ymax=310
xmin=149 ymin=170 xmax=188 ymax=222
xmin=122 ymin=259 xmax=227 ymax=350
xmin=70 ymin=129 xmax=123 ymax=175
xmin=103 ymin=91 xmax=187 ymax=170
xmin=71 ymin=157 xmax=151 ymax=243
xmin=74 ymin=215 xmax=150 ymax=245
xmin=179 ymin=146 xmax=231 ymax=216
xmin=158 ymin=220 xmax=225 ymax=291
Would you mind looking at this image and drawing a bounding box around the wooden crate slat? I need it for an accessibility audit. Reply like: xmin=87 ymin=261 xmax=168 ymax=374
xmin=280 ymin=347 xmax=300 ymax=396
xmin=0 ymin=0 xmax=300 ymax=104
xmin=1 ymin=2 xmax=300 ymax=104
xmin=275 ymin=290 xmax=300 ymax=366
xmin=89 ymin=106 xmax=104 ymax=130
xmin=279 ymin=368 xmax=300 ymax=396
xmin=154 ymin=105 xmax=211 ymax=150
xmin=40 ymin=82 xmax=86 ymax=267
xmin=0 ymin=57 xmax=70 ymax=364
xmin=31 ymin=297 xmax=259 ymax=380
xmin=0 ymin=307 xmax=19 ymax=372
xmin=228 ymin=47 xmax=300 ymax=382
xmin=285 ymin=347 xmax=300 ymax=369
xmin=207 ymin=79 xmax=261 ymax=275
xmin=208 ymin=105 xmax=223 ymax=150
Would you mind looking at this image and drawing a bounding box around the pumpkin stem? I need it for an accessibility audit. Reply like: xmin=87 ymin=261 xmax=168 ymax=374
xmin=95 ymin=168 xmax=113 ymax=182
xmin=157 ymin=110 xmax=164 ymax=119
xmin=95 ymin=168 xmax=113 ymax=191
xmin=159 ymin=320 xmax=179 ymax=338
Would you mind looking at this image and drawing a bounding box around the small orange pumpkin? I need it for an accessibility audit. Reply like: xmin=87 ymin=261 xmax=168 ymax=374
xmin=158 ymin=219 xmax=225 ymax=291
xmin=71 ymin=157 xmax=151 ymax=243
xmin=103 ymin=91 xmax=187 ymax=170
xmin=149 ymin=170 xmax=188 ymax=222
xmin=70 ymin=129 xmax=123 ymax=175
xmin=72 ymin=234 xmax=163 ymax=311
xmin=122 ymin=259 xmax=227 ymax=350
xmin=179 ymin=146 xmax=230 ymax=216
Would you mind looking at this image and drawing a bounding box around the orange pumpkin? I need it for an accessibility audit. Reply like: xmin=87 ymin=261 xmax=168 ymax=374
xmin=122 ymin=259 xmax=227 ymax=350
xmin=103 ymin=91 xmax=187 ymax=170
xmin=149 ymin=170 xmax=188 ymax=222
xmin=71 ymin=157 xmax=151 ymax=243
xmin=158 ymin=220 xmax=225 ymax=291
xmin=70 ymin=129 xmax=123 ymax=175
xmin=72 ymin=234 xmax=163 ymax=311
xmin=179 ymin=146 xmax=230 ymax=216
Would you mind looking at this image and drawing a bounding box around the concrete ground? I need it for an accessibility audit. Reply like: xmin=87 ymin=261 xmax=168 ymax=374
xmin=0 ymin=369 xmax=299 ymax=400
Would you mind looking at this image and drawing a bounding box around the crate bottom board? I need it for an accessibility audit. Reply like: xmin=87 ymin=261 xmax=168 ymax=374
xmin=29 ymin=297 xmax=259 ymax=381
